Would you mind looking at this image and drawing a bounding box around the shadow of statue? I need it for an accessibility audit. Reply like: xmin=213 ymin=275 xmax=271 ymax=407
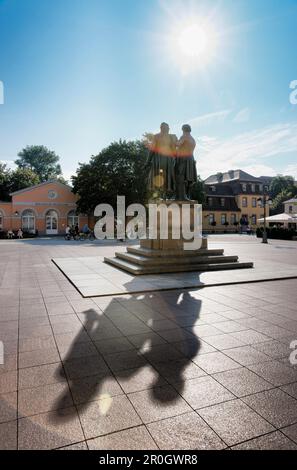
xmin=51 ymin=282 xmax=203 ymax=422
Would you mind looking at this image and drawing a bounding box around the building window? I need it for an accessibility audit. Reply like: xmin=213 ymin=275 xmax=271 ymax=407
xmin=0 ymin=210 xmax=3 ymax=229
xmin=209 ymin=214 xmax=215 ymax=224
xmin=221 ymin=214 xmax=227 ymax=225
xmin=289 ymin=206 xmax=293 ymax=213
xmin=252 ymin=197 xmax=257 ymax=207
xmin=208 ymin=197 xmax=213 ymax=206
xmin=242 ymin=184 xmax=247 ymax=192
xmin=251 ymin=184 xmax=255 ymax=192
xmin=210 ymin=186 xmax=216 ymax=192
xmin=67 ymin=210 xmax=79 ymax=227
xmin=22 ymin=209 xmax=35 ymax=233
xmin=242 ymin=197 xmax=248 ymax=207
xmin=220 ymin=198 xmax=225 ymax=207
xmin=251 ymin=214 xmax=257 ymax=225
xmin=231 ymin=214 xmax=237 ymax=225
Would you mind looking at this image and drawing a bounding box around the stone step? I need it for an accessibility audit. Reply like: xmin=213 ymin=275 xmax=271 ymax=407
xmin=116 ymin=251 xmax=239 ymax=266
xmin=104 ymin=256 xmax=253 ymax=275
xmin=127 ymin=246 xmax=224 ymax=258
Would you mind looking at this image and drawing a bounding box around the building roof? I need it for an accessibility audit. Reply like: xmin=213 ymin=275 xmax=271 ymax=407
xmin=205 ymin=184 xmax=235 ymax=196
xmin=204 ymin=170 xmax=263 ymax=185
xmin=10 ymin=179 xmax=72 ymax=196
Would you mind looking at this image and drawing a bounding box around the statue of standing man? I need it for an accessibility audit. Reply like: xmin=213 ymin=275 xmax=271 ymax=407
xmin=146 ymin=122 xmax=197 ymax=200
xmin=146 ymin=122 xmax=177 ymax=198
xmin=175 ymin=124 xmax=197 ymax=200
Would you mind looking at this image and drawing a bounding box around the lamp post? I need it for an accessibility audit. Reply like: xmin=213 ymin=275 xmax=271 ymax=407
xmin=257 ymin=187 xmax=272 ymax=244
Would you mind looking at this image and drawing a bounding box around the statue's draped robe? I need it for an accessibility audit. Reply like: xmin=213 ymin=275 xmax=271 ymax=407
xmin=147 ymin=134 xmax=177 ymax=193
xmin=176 ymin=136 xmax=197 ymax=187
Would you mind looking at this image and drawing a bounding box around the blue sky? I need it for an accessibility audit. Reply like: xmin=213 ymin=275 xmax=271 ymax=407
xmin=0 ymin=0 xmax=297 ymax=180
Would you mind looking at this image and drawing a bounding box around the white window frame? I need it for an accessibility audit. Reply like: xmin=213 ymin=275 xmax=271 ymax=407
xmin=22 ymin=210 xmax=35 ymax=233
xmin=67 ymin=210 xmax=79 ymax=227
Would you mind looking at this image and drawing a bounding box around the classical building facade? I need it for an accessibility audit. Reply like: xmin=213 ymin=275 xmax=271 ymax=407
xmin=0 ymin=180 xmax=88 ymax=235
xmin=203 ymin=170 xmax=266 ymax=232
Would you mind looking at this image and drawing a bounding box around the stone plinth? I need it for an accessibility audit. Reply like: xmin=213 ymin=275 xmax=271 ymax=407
xmin=104 ymin=200 xmax=253 ymax=275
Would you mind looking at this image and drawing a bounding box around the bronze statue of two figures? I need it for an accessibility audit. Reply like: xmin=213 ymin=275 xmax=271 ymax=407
xmin=146 ymin=123 xmax=197 ymax=201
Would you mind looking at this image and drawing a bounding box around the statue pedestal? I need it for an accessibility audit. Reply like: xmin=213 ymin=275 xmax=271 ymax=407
xmin=104 ymin=200 xmax=253 ymax=275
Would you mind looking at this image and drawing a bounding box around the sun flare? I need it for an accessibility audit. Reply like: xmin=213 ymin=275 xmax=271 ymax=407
xmin=178 ymin=24 xmax=213 ymax=58
xmin=163 ymin=14 xmax=219 ymax=74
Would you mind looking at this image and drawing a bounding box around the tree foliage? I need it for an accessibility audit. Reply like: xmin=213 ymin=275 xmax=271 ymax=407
xmin=15 ymin=145 xmax=62 ymax=181
xmin=0 ymin=163 xmax=40 ymax=201
xmin=189 ymin=176 xmax=206 ymax=203
xmin=269 ymin=175 xmax=297 ymax=213
xmin=269 ymin=175 xmax=296 ymax=200
xmin=272 ymin=189 xmax=296 ymax=213
xmin=72 ymin=140 xmax=149 ymax=214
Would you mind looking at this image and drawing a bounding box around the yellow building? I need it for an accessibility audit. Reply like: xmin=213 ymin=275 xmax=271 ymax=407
xmin=203 ymin=170 xmax=267 ymax=232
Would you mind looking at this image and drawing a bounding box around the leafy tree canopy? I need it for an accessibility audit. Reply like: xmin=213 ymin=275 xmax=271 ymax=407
xmin=72 ymin=140 xmax=149 ymax=214
xmin=0 ymin=163 xmax=40 ymax=201
xmin=269 ymin=175 xmax=296 ymax=200
xmin=189 ymin=176 xmax=206 ymax=203
xmin=15 ymin=145 xmax=62 ymax=181
xmin=272 ymin=188 xmax=297 ymax=213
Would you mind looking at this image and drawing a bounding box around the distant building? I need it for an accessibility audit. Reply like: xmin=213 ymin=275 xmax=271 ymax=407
xmin=203 ymin=170 xmax=267 ymax=232
xmin=0 ymin=180 xmax=88 ymax=235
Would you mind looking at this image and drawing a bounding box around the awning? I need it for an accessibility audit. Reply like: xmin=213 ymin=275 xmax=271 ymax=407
xmin=258 ymin=213 xmax=297 ymax=223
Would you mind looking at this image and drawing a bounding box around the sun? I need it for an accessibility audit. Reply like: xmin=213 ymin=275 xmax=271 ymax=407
xmin=170 ymin=19 xmax=218 ymax=71
xmin=177 ymin=24 xmax=213 ymax=58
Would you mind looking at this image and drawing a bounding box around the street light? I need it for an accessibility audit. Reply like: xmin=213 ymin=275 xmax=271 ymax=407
xmin=257 ymin=187 xmax=272 ymax=244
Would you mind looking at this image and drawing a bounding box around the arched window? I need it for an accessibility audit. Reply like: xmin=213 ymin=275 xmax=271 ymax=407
xmin=67 ymin=210 xmax=79 ymax=227
xmin=45 ymin=210 xmax=58 ymax=234
xmin=0 ymin=210 xmax=3 ymax=229
xmin=22 ymin=209 xmax=35 ymax=233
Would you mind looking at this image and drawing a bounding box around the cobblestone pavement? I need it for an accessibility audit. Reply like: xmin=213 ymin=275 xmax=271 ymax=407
xmin=0 ymin=236 xmax=297 ymax=450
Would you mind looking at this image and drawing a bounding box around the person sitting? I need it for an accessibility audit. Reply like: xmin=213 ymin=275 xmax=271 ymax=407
xmin=74 ymin=224 xmax=80 ymax=237
xmin=82 ymin=223 xmax=90 ymax=235
xmin=65 ymin=225 xmax=71 ymax=240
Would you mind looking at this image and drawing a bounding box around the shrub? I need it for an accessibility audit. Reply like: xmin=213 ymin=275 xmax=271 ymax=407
xmin=256 ymin=227 xmax=296 ymax=240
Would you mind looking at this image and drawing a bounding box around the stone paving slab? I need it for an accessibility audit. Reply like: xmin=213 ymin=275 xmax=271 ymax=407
xmin=52 ymin=255 xmax=297 ymax=297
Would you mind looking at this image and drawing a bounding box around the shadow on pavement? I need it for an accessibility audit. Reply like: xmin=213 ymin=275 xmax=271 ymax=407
xmin=50 ymin=283 xmax=203 ymax=423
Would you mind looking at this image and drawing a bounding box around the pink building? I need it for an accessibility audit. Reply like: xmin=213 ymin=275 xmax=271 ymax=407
xmin=0 ymin=180 xmax=88 ymax=235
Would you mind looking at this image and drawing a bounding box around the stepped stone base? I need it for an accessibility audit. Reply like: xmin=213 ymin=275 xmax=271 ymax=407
xmin=104 ymin=201 xmax=253 ymax=275
xmin=104 ymin=237 xmax=254 ymax=275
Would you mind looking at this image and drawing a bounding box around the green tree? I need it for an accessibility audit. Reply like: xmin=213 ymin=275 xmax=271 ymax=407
xmin=269 ymin=175 xmax=296 ymax=199
xmin=72 ymin=140 xmax=149 ymax=214
xmin=0 ymin=163 xmax=11 ymax=201
xmin=9 ymin=168 xmax=40 ymax=193
xmin=0 ymin=164 xmax=40 ymax=201
xmin=15 ymin=145 xmax=62 ymax=181
xmin=189 ymin=176 xmax=206 ymax=203
xmin=272 ymin=188 xmax=297 ymax=214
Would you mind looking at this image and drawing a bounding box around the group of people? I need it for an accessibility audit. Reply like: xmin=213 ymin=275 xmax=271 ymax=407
xmin=65 ymin=223 xmax=93 ymax=240
xmin=7 ymin=228 xmax=23 ymax=239
xmin=147 ymin=122 xmax=197 ymax=200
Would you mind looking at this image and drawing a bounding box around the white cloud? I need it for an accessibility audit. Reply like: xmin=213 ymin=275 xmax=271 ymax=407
xmin=195 ymin=121 xmax=297 ymax=179
xmin=233 ymin=107 xmax=251 ymax=123
xmin=188 ymin=109 xmax=232 ymax=126
xmin=0 ymin=159 xmax=16 ymax=169
xmin=284 ymin=164 xmax=297 ymax=179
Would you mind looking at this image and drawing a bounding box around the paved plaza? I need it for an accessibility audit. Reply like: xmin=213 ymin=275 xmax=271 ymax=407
xmin=1 ymin=235 xmax=297 ymax=450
